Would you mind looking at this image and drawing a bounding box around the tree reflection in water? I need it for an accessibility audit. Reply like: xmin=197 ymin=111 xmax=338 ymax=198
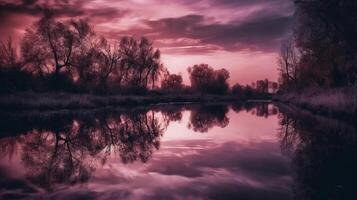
xmin=0 ymin=110 xmax=164 ymax=190
xmin=232 ymin=102 xmax=278 ymax=118
xmin=0 ymin=104 xmax=245 ymax=191
xmin=0 ymin=103 xmax=291 ymax=195
xmin=278 ymin=105 xmax=357 ymax=200
xmin=188 ymin=105 xmax=229 ymax=133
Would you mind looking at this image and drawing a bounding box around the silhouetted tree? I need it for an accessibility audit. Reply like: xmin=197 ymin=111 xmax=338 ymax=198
xmin=256 ymin=79 xmax=269 ymax=93
xmin=278 ymin=37 xmax=300 ymax=89
xmin=0 ymin=37 xmax=20 ymax=70
xmin=188 ymin=64 xmax=230 ymax=94
xmin=21 ymin=10 xmax=92 ymax=90
xmin=271 ymin=82 xmax=279 ymax=93
xmin=96 ymin=37 xmax=120 ymax=93
xmin=231 ymin=83 xmax=244 ymax=96
xmin=118 ymin=37 xmax=163 ymax=89
xmin=161 ymin=72 xmax=184 ymax=91
xmin=22 ymin=11 xmax=87 ymax=76
xmin=243 ymin=85 xmax=255 ymax=96
xmin=279 ymin=0 xmax=357 ymax=89
xmin=0 ymin=38 xmax=36 ymax=93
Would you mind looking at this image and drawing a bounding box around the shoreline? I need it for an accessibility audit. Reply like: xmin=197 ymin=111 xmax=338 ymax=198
xmin=274 ymin=87 xmax=357 ymax=123
xmin=0 ymin=92 xmax=271 ymax=111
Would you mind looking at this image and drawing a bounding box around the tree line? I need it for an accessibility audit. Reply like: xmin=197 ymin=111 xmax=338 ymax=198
xmin=278 ymin=0 xmax=357 ymax=91
xmin=0 ymin=10 xmax=277 ymax=96
xmin=1 ymin=10 xmax=164 ymax=94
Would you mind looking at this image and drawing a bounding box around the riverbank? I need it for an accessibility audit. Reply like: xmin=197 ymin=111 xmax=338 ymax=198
xmin=275 ymin=87 xmax=357 ymax=120
xmin=0 ymin=92 xmax=271 ymax=111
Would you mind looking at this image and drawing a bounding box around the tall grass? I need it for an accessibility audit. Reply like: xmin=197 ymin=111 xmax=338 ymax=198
xmin=276 ymin=87 xmax=356 ymax=116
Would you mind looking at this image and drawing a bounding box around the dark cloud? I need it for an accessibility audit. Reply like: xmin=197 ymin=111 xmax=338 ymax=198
xmin=87 ymin=7 xmax=130 ymax=23
xmin=21 ymin=0 xmax=38 ymax=5
xmin=0 ymin=1 xmax=42 ymax=16
xmin=210 ymin=0 xmax=292 ymax=8
xmin=108 ymin=13 xmax=292 ymax=53
xmin=0 ymin=0 xmax=294 ymax=54
xmin=153 ymin=0 xmax=294 ymax=53
xmin=0 ymin=0 xmax=129 ymax=18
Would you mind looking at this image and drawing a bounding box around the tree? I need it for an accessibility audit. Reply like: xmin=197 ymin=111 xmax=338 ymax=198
xmin=2 ymin=9 xmax=167 ymax=94
xmin=118 ymin=37 xmax=163 ymax=89
xmin=21 ymin=10 xmax=92 ymax=82
xmin=231 ymin=83 xmax=244 ymax=95
xmin=188 ymin=64 xmax=214 ymax=93
xmin=161 ymin=72 xmax=184 ymax=91
xmin=96 ymin=37 xmax=120 ymax=92
xmin=243 ymin=85 xmax=255 ymax=96
xmin=0 ymin=37 xmax=20 ymax=69
xmin=292 ymin=0 xmax=357 ymax=87
xmin=0 ymin=38 xmax=33 ymax=93
xmin=278 ymin=37 xmax=300 ymax=89
xmin=188 ymin=64 xmax=230 ymax=94
xmin=256 ymin=79 xmax=269 ymax=93
xmin=271 ymin=82 xmax=279 ymax=93
xmin=213 ymin=68 xmax=230 ymax=94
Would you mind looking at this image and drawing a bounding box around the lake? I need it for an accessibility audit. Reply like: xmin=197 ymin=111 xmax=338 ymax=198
xmin=0 ymin=103 xmax=356 ymax=200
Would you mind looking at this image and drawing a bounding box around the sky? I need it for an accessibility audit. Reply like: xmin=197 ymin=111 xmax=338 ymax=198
xmin=0 ymin=0 xmax=294 ymax=85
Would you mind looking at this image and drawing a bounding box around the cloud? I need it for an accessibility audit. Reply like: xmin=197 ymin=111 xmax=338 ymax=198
xmin=0 ymin=0 xmax=83 ymax=17
xmin=146 ymin=140 xmax=291 ymax=179
xmin=105 ymin=13 xmax=292 ymax=54
xmin=1 ymin=0 xmax=293 ymax=54
xmin=5 ymin=140 xmax=291 ymax=200
xmin=0 ymin=0 xmax=294 ymax=82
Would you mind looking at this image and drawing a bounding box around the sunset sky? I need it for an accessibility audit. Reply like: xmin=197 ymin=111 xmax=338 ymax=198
xmin=0 ymin=0 xmax=294 ymax=85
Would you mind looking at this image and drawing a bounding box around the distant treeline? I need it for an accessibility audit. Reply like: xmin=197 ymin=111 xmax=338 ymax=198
xmin=278 ymin=0 xmax=357 ymax=91
xmin=0 ymin=10 xmax=277 ymax=96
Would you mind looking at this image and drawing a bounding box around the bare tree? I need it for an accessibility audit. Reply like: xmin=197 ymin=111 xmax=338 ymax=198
xmin=117 ymin=37 xmax=163 ymax=89
xmin=22 ymin=10 xmax=92 ymax=78
xmin=278 ymin=37 xmax=300 ymax=89
xmin=97 ymin=37 xmax=120 ymax=92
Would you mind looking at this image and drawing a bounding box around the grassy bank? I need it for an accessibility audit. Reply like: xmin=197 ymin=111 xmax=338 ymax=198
xmin=275 ymin=87 xmax=357 ymax=119
xmin=0 ymin=92 xmax=263 ymax=110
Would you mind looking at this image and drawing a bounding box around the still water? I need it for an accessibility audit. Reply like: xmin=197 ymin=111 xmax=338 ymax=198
xmin=0 ymin=103 xmax=356 ymax=200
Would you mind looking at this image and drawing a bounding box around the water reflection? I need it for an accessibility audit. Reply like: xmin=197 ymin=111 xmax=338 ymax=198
xmin=188 ymin=104 xmax=229 ymax=132
xmin=0 ymin=103 xmax=356 ymax=199
xmin=1 ymin=110 xmax=165 ymax=191
xmin=278 ymin=105 xmax=357 ymax=200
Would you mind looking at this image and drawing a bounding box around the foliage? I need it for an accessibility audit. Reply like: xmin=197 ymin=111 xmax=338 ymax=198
xmin=188 ymin=64 xmax=230 ymax=94
xmin=161 ymin=72 xmax=184 ymax=92
xmin=279 ymin=0 xmax=357 ymax=90
xmin=1 ymin=10 xmax=165 ymax=94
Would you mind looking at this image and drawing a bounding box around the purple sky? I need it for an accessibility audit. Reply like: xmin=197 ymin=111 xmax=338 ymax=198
xmin=0 ymin=0 xmax=294 ymax=84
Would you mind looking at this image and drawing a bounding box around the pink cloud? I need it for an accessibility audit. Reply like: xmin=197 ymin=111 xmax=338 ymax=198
xmin=0 ymin=0 xmax=293 ymax=84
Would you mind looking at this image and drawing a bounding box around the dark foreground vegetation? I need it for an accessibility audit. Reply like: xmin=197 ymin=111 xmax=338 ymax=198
xmin=276 ymin=0 xmax=357 ymax=115
xmin=0 ymin=9 xmax=276 ymax=109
